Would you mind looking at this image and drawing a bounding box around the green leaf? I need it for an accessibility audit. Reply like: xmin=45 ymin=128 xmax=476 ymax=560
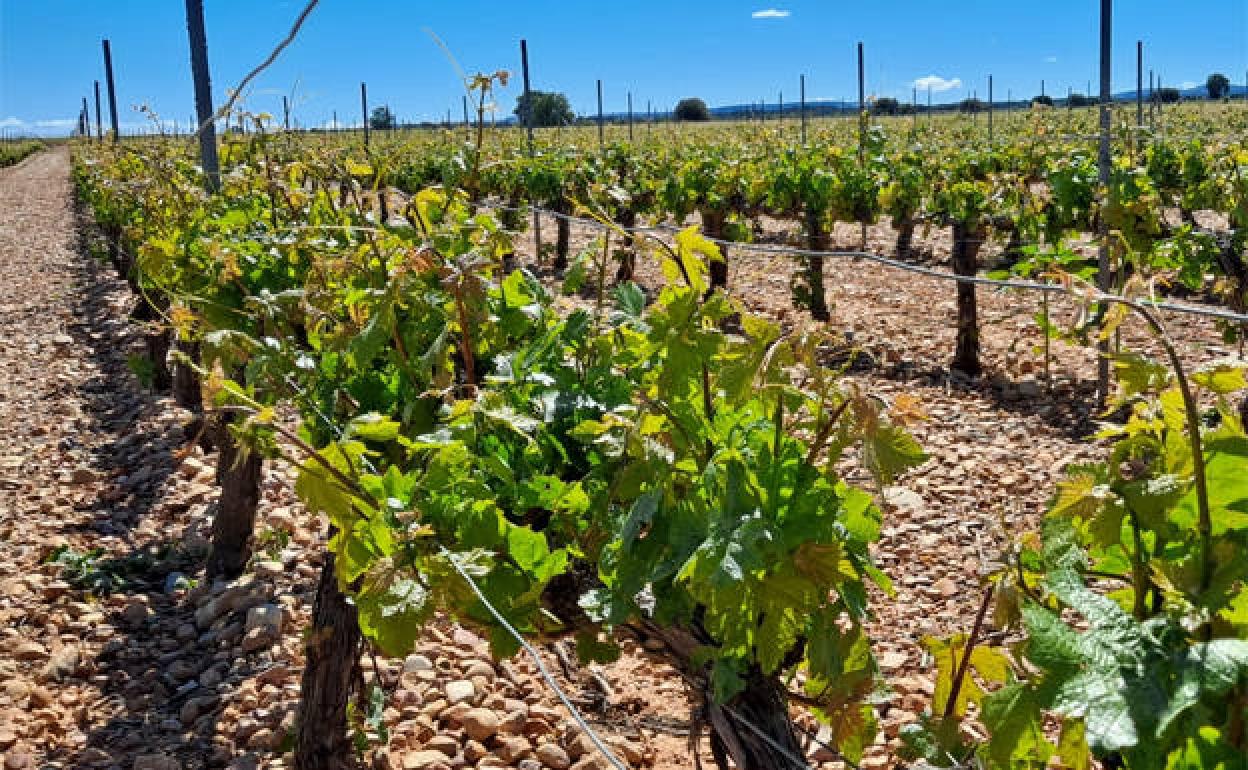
xmin=347 ymin=413 xmax=401 ymax=443
xmin=1056 ymin=718 xmax=1091 ymax=770
xmin=574 ymin=629 xmax=621 ymax=664
xmin=673 ymin=226 xmax=716 ymax=294
xmin=1053 ymin=670 xmax=1137 ymax=752
xmin=1173 ymin=436 xmax=1248 ymax=534
xmin=1157 ymin=640 xmax=1248 ymax=735
xmin=1022 ymin=602 xmax=1084 ymax=672
xmin=860 ymin=422 xmax=927 ymax=485
xmin=711 ymin=657 xmax=746 ymax=702
xmin=356 ymin=570 xmax=431 ymax=656
xmin=1112 ymin=352 xmax=1172 ymax=398
xmin=506 ymin=525 xmax=567 ymax=583
xmin=981 ymin=682 xmax=1055 ymax=767
xmin=1191 ymin=362 xmax=1248 ymax=395
xmin=613 ymin=282 xmax=646 ymax=318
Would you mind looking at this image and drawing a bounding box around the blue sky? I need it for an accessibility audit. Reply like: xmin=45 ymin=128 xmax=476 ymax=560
xmin=1 ymin=1 xmax=1245 ymax=136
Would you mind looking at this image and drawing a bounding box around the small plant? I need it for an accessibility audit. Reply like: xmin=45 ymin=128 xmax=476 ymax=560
xmin=46 ymin=545 xmax=127 ymax=594
xmin=255 ymin=526 xmax=292 ymax=561
xmin=127 ymin=353 xmax=156 ymax=388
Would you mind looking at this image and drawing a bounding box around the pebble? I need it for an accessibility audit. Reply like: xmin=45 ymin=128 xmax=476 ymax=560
xmin=494 ymin=734 xmax=532 ymax=763
xmin=402 ymin=750 xmax=452 ymax=770
xmin=459 ymin=707 xmax=500 ymax=742
xmin=40 ymin=644 xmax=79 ymax=681
xmin=535 ymin=742 xmax=571 ymax=770
xmin=12 ymin=641 xmax=46 ymax=661
xmin=3 ymin=752 xmax=34 ymax=770
xmin=444 ymin=679 xmax=475 ymax=705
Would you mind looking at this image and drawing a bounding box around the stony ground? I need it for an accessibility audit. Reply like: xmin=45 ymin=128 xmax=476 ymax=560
xmin=0 ymin=149 xmax=1238 ymax=770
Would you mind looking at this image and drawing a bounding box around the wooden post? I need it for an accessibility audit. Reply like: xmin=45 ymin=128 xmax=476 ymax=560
xmin=1136 ymin=41 xmax=1144 ymax=130
xmin=1148 ymin=71 xmax=1154 ymax=125
xmin=988 ymin=75 xmax=994 ymax=141
xmin=856 ymin=42 xmax=865 ymax=165
xmin=463 ymin=95 xmax=470 ymax=127
xmin=102 ymin=39 xmax=120 ymax=141
xmin=93 ymin=81 xmax=103 ymax=140
xmin=80 ymin=97 xmax=90 ymax=137
xmin=596 ymin=78 xmax=604 ymax=148
xmin=283 ymin=95 xmax=290 ymax=129
xmin=360 ymin=82 xmax=369 ymax=146
xmin=913 ymin=86 xmax=918 ymax=129
xmin=1096 ymin=0 xmax=1112 ymax=404
xmin=520 ymin=40 xmax=542 ymax=261
xmin=627 ymin=91 xmax=633 ymax=142
xmin=799 ymin=74 xmax=807 ymax=144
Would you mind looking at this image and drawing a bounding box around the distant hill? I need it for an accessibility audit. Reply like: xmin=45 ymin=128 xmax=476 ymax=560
xmin=514 ymin=86 xmax=1248 ymax=125
xmin=1112 ymin=84 xmax=1247 ymax=101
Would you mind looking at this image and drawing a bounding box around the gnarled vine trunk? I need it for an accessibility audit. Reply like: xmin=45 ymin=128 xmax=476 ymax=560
xmin=805 ymin=208 xmax=831 ymax=322
xmin=895 ymin=219 xmax=916 ymax=259
xmin=295 ymin=544 xmax=362 ymax=770
xmin=129 ymin=293 xmax=173 ymax=391
xmin=554 ymin=201 xmax=571 ymax=271
xmin=951 ymin=222 xmax=983 ymax=377
xmin=206 ymin=410 xmax=263 ymax=579
xmin=703 ymin=210 xmax=729 ymax=289
xmin=615 ymin=208 xmax=638 ymax=283
xmin=171 ymin=339 xmax=202 ymax=412
xmin=642 ymin=623 xmax=806 ymax=770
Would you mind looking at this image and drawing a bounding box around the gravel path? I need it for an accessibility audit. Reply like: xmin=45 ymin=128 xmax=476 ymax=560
xmin=0 ymin=148 xmax=180 ymax=764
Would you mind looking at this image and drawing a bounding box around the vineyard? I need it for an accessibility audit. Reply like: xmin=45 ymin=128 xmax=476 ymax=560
xmin=0 ymin=140 xmax=47 ymax=169
xmin=1 ymin=27 xmax=1248 ymax=770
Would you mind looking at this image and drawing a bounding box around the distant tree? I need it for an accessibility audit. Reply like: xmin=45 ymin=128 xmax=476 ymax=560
xmin=871 ymin=97 xmax=900 ymax=116
xmin=368 ymin=105 xmax=396 ymax=131
xmin=674 ymin=97 xmax=711 ymax=122
xmin=1065 ymin=93 xmax=1096 ymax=107
xmin=1155 ymin=87 xmax=1182 ymax=104
xmin=1207 ymin=73 xmax=1231 ymax=100
xmin=959 ymin=98 xmax=985 ymax=114
xmin=513 ymin=91 xmax=575 ymax=128
xmin=1031 ymin=94 xmax=1054 ymax=107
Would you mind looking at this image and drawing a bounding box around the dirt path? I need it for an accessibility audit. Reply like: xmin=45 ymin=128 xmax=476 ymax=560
xmin=0 ymin=148 xmax=190 ymax=765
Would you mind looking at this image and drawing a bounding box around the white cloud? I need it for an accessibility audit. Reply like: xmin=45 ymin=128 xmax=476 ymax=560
xmin=1044 ymin=56 xmax=1059 ymax=64
xmin=0 ymin=117 xmax=25 ymax=129
xmin=912 ymin=75 xmax=963 ymax=93
xmin=1180 ymin=81 xmax=1198 ymax=90
xmin=35 ymin=118 xmax=78 ymax=128
xmin=751 ymin=8 xmax=791 ymax=18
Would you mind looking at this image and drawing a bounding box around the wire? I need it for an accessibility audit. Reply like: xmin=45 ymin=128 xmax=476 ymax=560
xmin=438 ymin=546 xmax=630 ymax=770
xmin=478 ymin=200 xmax=1248 ymax=326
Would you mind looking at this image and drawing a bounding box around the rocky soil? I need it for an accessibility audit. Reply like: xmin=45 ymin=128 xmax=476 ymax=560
xmin=0 ymin=149 xmax=1239 ymax=770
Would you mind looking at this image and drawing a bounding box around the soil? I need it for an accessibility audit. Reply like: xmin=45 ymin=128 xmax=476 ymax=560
xmin=0 ymin=148 xmax=1239 ymax=770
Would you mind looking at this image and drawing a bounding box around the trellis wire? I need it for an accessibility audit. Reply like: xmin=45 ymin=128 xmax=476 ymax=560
xmin=438 ymin=546 xmax=631 ymax=770
xmin=474 ymin=200 xmax=1248 ymax=326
